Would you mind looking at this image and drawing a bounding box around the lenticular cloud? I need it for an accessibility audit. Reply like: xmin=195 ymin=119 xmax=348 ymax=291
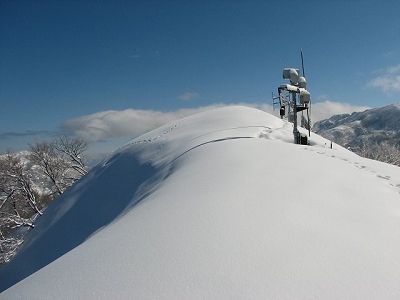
xmin=61 ymin=109 xmax=174 ymax=142
xmin=61 ymin=105 xmax=227 ymax=142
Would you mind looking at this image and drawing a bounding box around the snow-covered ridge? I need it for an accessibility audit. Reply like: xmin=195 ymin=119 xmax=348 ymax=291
xmin=1 ymin=106 xmax=400 ymax=299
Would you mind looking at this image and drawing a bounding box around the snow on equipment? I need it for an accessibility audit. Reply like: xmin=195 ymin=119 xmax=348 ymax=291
xmin=272 ymin=50 xmax=311 ymax=145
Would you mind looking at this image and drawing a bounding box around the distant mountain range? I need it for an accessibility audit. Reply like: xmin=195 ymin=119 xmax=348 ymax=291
xmin=312 ymin=103 xmax=400 ymax=151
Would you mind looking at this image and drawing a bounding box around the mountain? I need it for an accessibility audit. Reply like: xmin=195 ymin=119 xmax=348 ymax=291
xmin=1 ymin=106 xmax=400 ymax=299
xmin=313 ymin=103 xmax=400 ymax=150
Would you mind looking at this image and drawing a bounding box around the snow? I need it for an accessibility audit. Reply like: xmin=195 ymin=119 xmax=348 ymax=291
xmin=1 ymin=106 xmax=400 ymax=299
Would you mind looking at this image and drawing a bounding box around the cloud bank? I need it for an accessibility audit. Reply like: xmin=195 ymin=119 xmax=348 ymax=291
xmin=62 ymin=105 xmax=225 ymax=142
xmin=311 ymin=100 xmax=370 ymax=122
xmin=62 ymin=102 xmax=369 ymax=143
xmin=0 ymin=130 xmax=54 ymax=140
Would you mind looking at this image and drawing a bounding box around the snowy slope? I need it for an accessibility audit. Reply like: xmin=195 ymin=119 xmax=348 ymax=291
xmin=1 ymin=106 xmax=400 ymax=299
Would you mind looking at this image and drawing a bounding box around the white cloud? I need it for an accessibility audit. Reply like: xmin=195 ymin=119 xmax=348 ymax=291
xmin=177 ymin=92 xmax=200 ymax=101
xmin=311 ymin=100 xmax=370 ymax=122
xmin=368 ymin=76 xmax=400 ymax=92
xmin=367 ymin=64 xmax=400 ymax=93
xmin=387 ymin=64 xmax=400 ymax=74
xmin=62 ymin=105 xmax=225 ymax=142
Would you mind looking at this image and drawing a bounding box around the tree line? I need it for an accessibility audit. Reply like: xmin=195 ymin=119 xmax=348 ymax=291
xmin=0 ymin=136 xmax=88 ymax=264
xmin=353 ymin=140 xmax=400 ymax=167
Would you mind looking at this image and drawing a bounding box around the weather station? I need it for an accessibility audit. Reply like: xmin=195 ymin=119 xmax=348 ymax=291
xmin=272 ymin=51 xmax=311 ymax=145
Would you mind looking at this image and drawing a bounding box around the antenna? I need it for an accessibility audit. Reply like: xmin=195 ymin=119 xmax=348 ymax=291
xmin=300 ymin=49 xmax=305 ymax=78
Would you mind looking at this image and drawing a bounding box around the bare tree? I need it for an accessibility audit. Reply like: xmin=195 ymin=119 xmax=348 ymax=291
xmin=0 ymin=153 xmax=42 ymax=216
xmin=0 ymin=136 xmax=88 ymax=264
xmin=357 ymin=140 xmax=400 ymax=167
xmin=0 ymin=229 xmax=23 ymax=265
xmin=0 ymin=152 xmax=39 ymax=264
xmin=54 ymin=135 xmax=88 ymax=178
xmin=29 ymin=136 xmax=89 ymax=197
xmin=29 ymin=141 xmax=70 ymax=197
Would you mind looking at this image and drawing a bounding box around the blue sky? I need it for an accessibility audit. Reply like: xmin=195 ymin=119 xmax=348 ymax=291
xmin=1 ymin=0 xmax=399 ymax=154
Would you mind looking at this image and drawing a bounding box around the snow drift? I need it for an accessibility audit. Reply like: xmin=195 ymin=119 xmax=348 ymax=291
xmin=1 ymin=106 xmax=400 ymax=299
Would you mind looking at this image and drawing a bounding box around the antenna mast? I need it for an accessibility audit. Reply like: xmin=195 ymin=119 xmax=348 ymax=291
xmin=301 ymin=49 xmax=305 ymax=78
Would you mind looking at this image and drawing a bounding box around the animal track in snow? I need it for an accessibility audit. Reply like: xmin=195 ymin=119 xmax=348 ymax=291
xmin=304 ymin=147 xmax=400 ymax=193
